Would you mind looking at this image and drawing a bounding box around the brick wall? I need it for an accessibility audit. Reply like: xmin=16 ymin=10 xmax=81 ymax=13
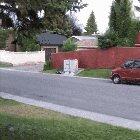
xmin=51 ymin=47 xmax=140 ymax=69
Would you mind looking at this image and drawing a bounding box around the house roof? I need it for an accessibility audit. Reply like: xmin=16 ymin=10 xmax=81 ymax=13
xmin=72 ymin=35 xmax=99 ymax=49
xmin=37 ymin=32 xmax=67 ymax=46
xmin=72 ymin=35 xmax=98 ymax=41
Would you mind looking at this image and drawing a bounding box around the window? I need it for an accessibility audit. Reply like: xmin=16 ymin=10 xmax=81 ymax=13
xmin=134 ymin=61 xmax=140 ymax=68
xmin=124 ymin=60 xmax=134 ymax=68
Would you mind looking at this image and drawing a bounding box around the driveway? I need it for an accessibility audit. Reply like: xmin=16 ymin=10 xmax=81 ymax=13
xmin=0 ymin=69 xmax=140 ymax=122
xmin=7 ymin=63 xmax=44 ymax=72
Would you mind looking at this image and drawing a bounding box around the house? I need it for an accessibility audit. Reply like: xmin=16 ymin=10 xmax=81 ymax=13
xmin=37 ymin=31 xmax=67 ymax=53
xmin=71 ymin=35 xmax=98 ymax=50
xmin=37 ymin=31 xmax=67 ymax=61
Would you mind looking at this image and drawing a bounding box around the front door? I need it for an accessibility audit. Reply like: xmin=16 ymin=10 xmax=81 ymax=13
xmin=45 ymin=48 xmax=56 ymax=61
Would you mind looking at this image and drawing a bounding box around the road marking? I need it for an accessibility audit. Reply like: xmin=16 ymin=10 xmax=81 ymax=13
xmin=0 ymin=92 xmax=140 ymax=130
xmin=0 ymin=68 xmax=109 ymax=81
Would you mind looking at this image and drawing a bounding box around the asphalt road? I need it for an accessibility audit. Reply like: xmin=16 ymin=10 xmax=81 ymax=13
xmin=0 ymin=69 xmax=140 ymax=122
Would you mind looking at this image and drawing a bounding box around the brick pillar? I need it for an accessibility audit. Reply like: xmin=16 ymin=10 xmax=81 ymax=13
xmin=135 ymin=32 xmax=140 ymax=47
xmin=5 ymin=33 xmax=16 ymax=51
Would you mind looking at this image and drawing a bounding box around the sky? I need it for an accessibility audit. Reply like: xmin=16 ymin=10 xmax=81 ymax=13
xmin=74 ymin=0 xmax=140 ymax=34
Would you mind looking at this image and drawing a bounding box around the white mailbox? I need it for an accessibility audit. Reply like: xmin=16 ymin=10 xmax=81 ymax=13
xmin=70 ymin=59 xmax=78 ymax=73
xmin=64 ymin=59 xmax=78 ymax=75
xmin=64 ymin=59 xmax=70 ymax=73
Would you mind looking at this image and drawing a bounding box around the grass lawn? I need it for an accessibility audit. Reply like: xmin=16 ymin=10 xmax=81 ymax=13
xmin=0 ymin=61 xmax=13 ymax=67
xmin=0 ymin=97 xmax=140 ymax=140
xmin=78 ymin=69 xmax=111 ymax=79
xmin=43 ymin=69 xmax=57 ymax=74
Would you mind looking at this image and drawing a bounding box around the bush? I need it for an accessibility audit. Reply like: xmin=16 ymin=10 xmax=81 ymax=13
xmin=20 ymin=36 xmax=41 ymax=52
xmin=0 ymin=61 xmax=13 ymax=67
xmin=43 ymin=61 xmax=53 ymax=71
xmin=98 ymin=20 xmax=140 ymax=49
xmin=0 ymin=29 xmax=12 ymax=49
xmin=63 ymin=38 xmax=77 ymax=52
xmin=98 ymin=36 xmax=111 ymax=49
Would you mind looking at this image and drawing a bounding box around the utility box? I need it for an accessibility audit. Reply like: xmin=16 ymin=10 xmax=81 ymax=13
xmin=64 ymin=59 xmax=78 ymax=75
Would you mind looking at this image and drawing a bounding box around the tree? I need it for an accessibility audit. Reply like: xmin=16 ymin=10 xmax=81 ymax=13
xmin=0 ymin=0 xmax=86 ymax=35
xmin=44 ymin=14 xmax=82 ymax=37
xmin=63 ymin=38 xmax=77 ymax=52
xmin=109 ymin=0 xmax=132 ymax=38
xmin=43 ymin=2 xmax=85 ymax=37
xmin=69 ymin=15 xmax=82 ymax=36
xmin=99 ymin=0 xmax=140 ymax=48
xmin=85 ymin=11 xmax=97 ymax=35
xmin=0 ymin=0 xmax=86 ymax=50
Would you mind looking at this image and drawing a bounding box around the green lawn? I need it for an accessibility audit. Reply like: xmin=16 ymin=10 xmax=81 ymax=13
xmin=44 ymin=69 xmax=57 ymax=74
xmin=78 ymin=69 xmax=111 ymax=79
xmin=0 ymin=97 xmax=140 ymax=140
xmin=0 ymin=62 xmax=13 ymax=67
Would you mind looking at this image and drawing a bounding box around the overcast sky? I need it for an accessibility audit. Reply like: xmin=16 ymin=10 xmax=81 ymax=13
xmin=74 ymin=0 xmax=140 ymax=34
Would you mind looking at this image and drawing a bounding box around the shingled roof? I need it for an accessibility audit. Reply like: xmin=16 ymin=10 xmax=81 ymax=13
xmin=37 ymin=32 xmax=67 ymax=46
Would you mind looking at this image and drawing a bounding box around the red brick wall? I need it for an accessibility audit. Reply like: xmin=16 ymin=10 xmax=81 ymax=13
xmin=51 ymin=47 xmax=140 ymax=69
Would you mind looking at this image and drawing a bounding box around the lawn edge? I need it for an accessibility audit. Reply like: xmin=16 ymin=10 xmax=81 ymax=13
xmin=0 ymin=68 xmax=109 ymax=81
xmin=0 ymin=92 xmax=140 ymax=131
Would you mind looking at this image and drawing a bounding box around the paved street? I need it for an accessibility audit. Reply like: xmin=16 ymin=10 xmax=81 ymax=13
xmin=0 ymin=69 xmax=140 ymax=122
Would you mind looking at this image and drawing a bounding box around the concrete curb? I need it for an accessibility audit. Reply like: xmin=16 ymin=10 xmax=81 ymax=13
xmin=0 ymin=68 xmax=109 ymax=81
xmin=0 ymin=92 xmax=140 ymax=131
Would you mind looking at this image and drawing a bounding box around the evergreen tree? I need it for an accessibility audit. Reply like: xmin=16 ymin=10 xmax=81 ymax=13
xmin=109 ymin=0 xmax=132 ymax=38
xmin=0 ymin=0 xmax=86 ymax=49
xmin=85 ymin=11 xmax=97 ymax=35
xmin=0 ymin=0 xmax=86 ymax=37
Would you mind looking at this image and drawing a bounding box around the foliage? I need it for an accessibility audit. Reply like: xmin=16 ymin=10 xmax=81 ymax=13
xmin=0 ymin=98 xmax=140 ymax=140
xmin=98 ymin=35 xmax=112 ymax=49
xmin=63 ymin=38 xmax=77 ymax=52
xmin=109 ymin=0 xmax=132 ymax=38
xmin=44 ymin=14 xmax=82 ymax=37
xmin=44 ymin=69 xmax=57 ymax=74
xmin=127 ymin=19 xmax=140 ymax=46
xmin=99 ymin=0 xmax=140 ymax=48
xmin=0 ymin=0 xmax=86 ymax=50
xmin=85 ymin=11 xmax=98 ymax=35
xmin=69 ymin=16 xmax=82 ymax=36
xmin=0 ymin=0 xmax=86 ymax=36
xmin=43 ymin=60 xmax=53 ymax=71
xmin=19 ymin=36 xmax=41 ymax=52
xmin=44 ymin=13 xmax=72 ymax=37
xmin=0 ymin=62 xmax=13 ymax=67
xmin=78 ymin=69 xmax=111 ymax=79
xmin=0 ymin=29 xmax=11 ymax=49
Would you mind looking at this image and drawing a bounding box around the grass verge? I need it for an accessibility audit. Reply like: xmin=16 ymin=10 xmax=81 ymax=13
xmin=0 ymin=97 xmax=139 ymax=140
xmin=43 ymin=69 xmax=57 ymax=74
xmin=78 ymin=69 xmax=111 ymax=79
xmin=0 ymin=62 xmax=13 ymax=67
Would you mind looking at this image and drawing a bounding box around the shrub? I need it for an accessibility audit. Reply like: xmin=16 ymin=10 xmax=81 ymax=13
xmin=98 ymin=21 xmax=140 ymax=49
xmin=63 ymin=38 xmax=77 ymax=52
xmin=20 ymin=36 xmax=41 ymax=52
xmin=0 ymin=29 xmax=12 ymax=49
xmin=98 ymin=35 xmax=112 ymax=49
xmin=43 ymin=61 xmax=53 ymax=71
xmin=0 ymin=61 xmax=13 ymax=67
